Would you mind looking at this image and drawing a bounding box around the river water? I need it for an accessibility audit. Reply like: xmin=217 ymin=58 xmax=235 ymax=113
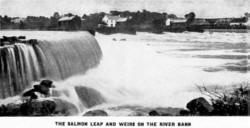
xmin=0 ymin=30 xmax=249 ymax=116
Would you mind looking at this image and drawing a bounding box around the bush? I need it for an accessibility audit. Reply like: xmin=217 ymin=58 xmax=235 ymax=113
xmin=197 ymin=83 xmax=249 ymax=116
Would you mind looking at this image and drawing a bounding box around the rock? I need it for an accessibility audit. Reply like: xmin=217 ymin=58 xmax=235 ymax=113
xmin=22 ymin=80 xmax=55 ymax=101
xmin=27 ymin=39 xmax=38 ymax=45
xmin=74 ymin=86 xmax=106 ymax=108
xmin=83 ymin=110 xmax=108 ymax=116
xmin=128 ymin=111 xmax=145 ymax=116
xmin=2 ymin=36 xmax=18 ymax=43
xmin=22 ymin=89 xmax=39 ymax=100
xmin=20 ymin=100 xmax=56 ymax=116
xmin=0 ymin=39 xmax=4 ymax=46
xmin=18 ymin=36 xmax=26 ymax=40
xmin=0 ymin=36 xmax=38 ymax=46
xmin=153 ymin=107 xmax=184 ymax=116
xmin=148 ymin=109 xmax=173 ymax=116
xmin=87 ymin=30 xmax=96 ymax=36
xmin=0 ymin=99 xmax=56 ymax=116
xmin=53 ymin=98 xmax=79 ymax=116
xmin=186 ymin=97 xmax=214 ymax=116
xmin=0 ymin=97 xmax=80 ymax=116
xmin=179 ymin=109 xmax=190 ymax=116
xmin=120 ymin=39 xmax=126 ymax=41
xmin=148 ymin=110 xmax=160 ymax=116
xmin=247 ymin=100 xmax=250 ymax=116
xmin=0 ymin=103 xmax=21 ymax=116
xmin=161 ymin=113 xmax=173 ymax=116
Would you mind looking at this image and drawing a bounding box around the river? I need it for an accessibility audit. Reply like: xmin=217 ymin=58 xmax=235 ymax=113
xmin=0 ymin=30 xmax=249 ymax=116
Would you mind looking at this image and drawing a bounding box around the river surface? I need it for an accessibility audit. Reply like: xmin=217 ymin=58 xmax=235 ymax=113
xmin=0 ymin=30 xmax=249 ymax=116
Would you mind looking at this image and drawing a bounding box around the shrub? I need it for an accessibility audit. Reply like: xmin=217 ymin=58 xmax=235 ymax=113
xmin=197 ymin=82 xmax=249 ymax=116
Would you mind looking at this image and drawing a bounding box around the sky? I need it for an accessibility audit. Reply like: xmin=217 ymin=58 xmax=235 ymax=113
xmin=0 ymin=0 xmax=249 ymax=18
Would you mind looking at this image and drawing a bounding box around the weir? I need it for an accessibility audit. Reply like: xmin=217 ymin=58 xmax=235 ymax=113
xmin=0 ymin=32 xmax=102 ymax=99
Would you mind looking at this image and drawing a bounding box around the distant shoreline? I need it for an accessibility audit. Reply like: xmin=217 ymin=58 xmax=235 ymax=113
xmin=1 ymin=28 xmax=249 ymax=35
xmin=203 ymin=29 xmax=250 ymax=33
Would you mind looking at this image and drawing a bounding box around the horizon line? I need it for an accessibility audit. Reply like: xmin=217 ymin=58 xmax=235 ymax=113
xmin=1 ymin=10 xmax=248 ymax=19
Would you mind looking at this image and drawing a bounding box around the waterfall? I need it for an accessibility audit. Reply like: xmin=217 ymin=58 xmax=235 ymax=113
xmin=0 ymin=32 xmax=102 ymax=99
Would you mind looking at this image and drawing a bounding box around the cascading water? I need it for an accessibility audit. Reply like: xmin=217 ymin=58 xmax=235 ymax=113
xmin=0 ymin=32 xmax=102 ymax=100
xmin=0 ymin=44 xmax=41 ymax=98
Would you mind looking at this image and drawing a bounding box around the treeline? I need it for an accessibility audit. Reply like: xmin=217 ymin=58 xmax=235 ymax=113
xmin=0 ymin=13 xmax=59 ymax=30
xmin=0 ymin=10 xmax=177 ymax=33
xmin=108 ymin=10 xmax=177 ymax=33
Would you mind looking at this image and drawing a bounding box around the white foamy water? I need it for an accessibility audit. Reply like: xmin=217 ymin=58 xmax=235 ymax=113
xmin=88 ymin=32 xmax=249 ymax=108
xmin=0 ymin=30 xmax=249 ymax=116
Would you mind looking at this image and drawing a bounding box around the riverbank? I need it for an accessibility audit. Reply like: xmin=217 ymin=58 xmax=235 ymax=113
xmin=0 ymin=82 xmax=249 ymax=116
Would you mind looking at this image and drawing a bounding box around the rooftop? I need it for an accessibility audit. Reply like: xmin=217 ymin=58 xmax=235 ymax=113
xmin=58 ymin=16 xmax=75 ymax=22
xmin=168 ymin=18 xmax=186 ymax=23
xmin=104 ymin=15 xmax=128 ymax=22
xmin=191 ymin=19 xmax=210 ymax=25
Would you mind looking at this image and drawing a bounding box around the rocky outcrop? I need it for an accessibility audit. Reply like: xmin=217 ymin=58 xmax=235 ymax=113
xmin=128 ymin=112 xmax=145 ymax=116
xmin=74 ymin=86 xmax=106 ymax=108
xmin=191 ymin=86 xmax=249 ymax=116
xmin=53 ymin=98 xmax=79 ymax=116
xmin=83 ymin=109 xmax=108 ymax=116
xmin=148 ymin=110 xmax=160 ymax=116
xmin=0 ymin=36 xmax=38 ymax=46
xmin=186 ymin=97 xmax=214 ymax=116
xmin=148 ymin=110 xmax=173 ymax=116
xmin=179 ymin=109 xmax=190 ymax=116
xmin=87 ymin=30 xmax=96 ymax=36
xmin=0 ymin=99 xmax=56 ymax=116
xmin=0 ymin=98 xmax=79 ymax=116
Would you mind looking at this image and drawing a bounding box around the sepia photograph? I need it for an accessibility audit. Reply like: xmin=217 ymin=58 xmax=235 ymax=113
xmin=0 ymin=0 xmax=249 ymax=123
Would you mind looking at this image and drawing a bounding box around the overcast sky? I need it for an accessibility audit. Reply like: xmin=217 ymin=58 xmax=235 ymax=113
xmin=0 ymin=0 xmax=249 ymax=18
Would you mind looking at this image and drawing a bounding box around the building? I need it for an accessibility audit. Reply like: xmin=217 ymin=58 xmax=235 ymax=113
xmin=215 ymin=18 xmax=233 ymax=26
xmin=188 ymin=19 xmax=210 ymax=30
xmin=58 ymin=16 xmax=81 ymax=30
xmin=165 ymin=18 xmax=187 ymax=32
xmin=244 ymin=13 xmax=250 ymax=28
xmin=190 ymin=19 xmax=210 ymax=26
xmin=102 ymin=15 xmax=128 ymax=28
xmin=165 ymin=18 xmax=186 ymax=26
xmin=210 ymin=17 xmax=247 ymax=29
xmin=11 ymin=17 xmax=25 ymax=24
xmin=243 ymin=17 xmax=250 ymax=27
xmin=230 ymin=17 xmax=249 ymax=29
xmin=243 ymin=16 xmax=250 ymax=28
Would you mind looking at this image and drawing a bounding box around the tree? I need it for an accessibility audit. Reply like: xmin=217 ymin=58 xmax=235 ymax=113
xmin=72 ymin=15 xmax=82 ymax=30
xmin=110 ymin=11 xmax=120 ymax=16
xmin=185 ymin=12 xmax=196 ymax=25
xmin=162 ymin=12 xmax=168 ymax=19
xmin=49 ymin=12 xmax=60 ymax=29
xmin=65 ymin=13 xmax=73 ymax=17
xmin=19 ymin=21 xmax=25 ymax=29
xmin=3 ymin=15 xmax=11 ymax=24
xmin=244 ymin=12 xmax=250 ymax=17
xmin=168 ymin=14 xmax=177 ymax=19
xmin=53 ymin=12 xmax=60 ymax=19
xmin=82 ymin=14 xmax=87 ymax=19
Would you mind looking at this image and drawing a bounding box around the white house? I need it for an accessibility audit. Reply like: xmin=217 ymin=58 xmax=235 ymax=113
xmin=165 ymin=18 xmax=187 ymax=26
xmin=58 ymin=16 xmax=76 ymax=22
xmin=244 ymin=20 xmax=250 ymax=26
xmin=102 ymin=15 xmax=128 ymax=28
xmin=11 ymin=17 xmax=26 ymax=24
xmin=243 ymin=16 xmax=250 ymax=26
xmin=230 ymin=22 xmax=244 ymax=26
